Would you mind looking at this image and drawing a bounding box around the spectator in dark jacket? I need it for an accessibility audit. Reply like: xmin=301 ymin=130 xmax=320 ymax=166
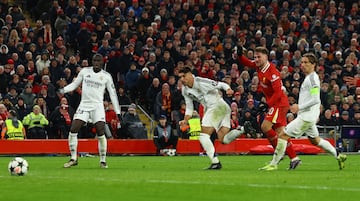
xmin=146 ymin=77 xmax=161 ymax=115
xmin=76 ymin=23 xmax=90 ymax=60
xmin=106 ymin=47 xmax=122 ymax=84
xmin=66 ymin=14 xmax=80 ymax=49
xmin=18 ymin=84 xmax=36 ymax=108
xmin=125 ymin=62 xmax=141 ymax=102
xmin=153 ymin=115 xmax=178 ymax=155
xmin=136 ymin=67 xmax=153 ymax=110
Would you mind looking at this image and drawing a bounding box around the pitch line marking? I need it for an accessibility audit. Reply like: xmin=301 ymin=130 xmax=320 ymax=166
xmin=2 ymin=175 xmax=358 ymax=192
xmin=147 ymin=179 xmax=360 ymax=192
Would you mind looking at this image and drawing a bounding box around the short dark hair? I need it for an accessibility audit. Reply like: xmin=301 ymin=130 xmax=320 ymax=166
xmin=303 ymin=53 xmax=318 ymax=66
xmin=9 ymin=110 xmax=17 ymax=117
xmin=179 ymin=66 xmax=192 ymax=74
xmin=92 ymin=53 xmax=103 ymax=61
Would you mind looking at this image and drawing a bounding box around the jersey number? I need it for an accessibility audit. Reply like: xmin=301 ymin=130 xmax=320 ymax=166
xmin=268 ymin=107 xmax=274 ymax=115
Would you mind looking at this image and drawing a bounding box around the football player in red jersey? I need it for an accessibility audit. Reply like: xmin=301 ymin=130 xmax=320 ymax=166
xmin=238 ymin=46 xmax=301 ymax=170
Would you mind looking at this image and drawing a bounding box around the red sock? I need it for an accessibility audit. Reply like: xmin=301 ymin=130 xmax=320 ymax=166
xmin=285 ymin=140 xmax=297 ymax=159
xmin=265 ymin=130 xmax=278 ymax=148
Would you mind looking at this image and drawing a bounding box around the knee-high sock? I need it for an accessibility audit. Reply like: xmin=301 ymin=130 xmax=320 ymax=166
xmin=68 ymin=132 xmax=78 ymax=160
xmin=223 ymin=129 xmax=242 ymax=144
xmin=285 ymin=140 xmax=298 ymax=160
xmin=199 ymin=133 xmax=219 ymax=164
xmin=270 ymin=138 xmax=287 ymax=165
xmin=98 ymin=135 xmax=107 ymax=162
xmin=265 ymin=129 xmax=278 ymax=148
xmin=318 ymin=138 xmax=337 ymax=157
xmin=266 ymin=130 xmax=297 ymax=159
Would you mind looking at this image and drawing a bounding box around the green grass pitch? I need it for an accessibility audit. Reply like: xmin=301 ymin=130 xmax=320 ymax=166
xmin=0 ymin=155 xmax=359 ymax=201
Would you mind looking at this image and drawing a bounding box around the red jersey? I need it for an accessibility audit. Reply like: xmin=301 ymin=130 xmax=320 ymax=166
xmin=239 ymin=55 xmax=289 ymax=108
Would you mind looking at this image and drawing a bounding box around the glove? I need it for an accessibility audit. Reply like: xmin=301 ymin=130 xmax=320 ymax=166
xmin=257 ymin=102 xmax=268 ymax=115
xmin=237 ymin=45 xmax=244 ymax=56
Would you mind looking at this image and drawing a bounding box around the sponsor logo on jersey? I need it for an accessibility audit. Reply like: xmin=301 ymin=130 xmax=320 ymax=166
xmin=271 ymin=74 xmax=279 ymax=82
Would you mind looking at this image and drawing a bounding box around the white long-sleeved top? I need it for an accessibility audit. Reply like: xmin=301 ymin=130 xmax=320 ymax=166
xmin=298 ymin=71 xmax=321 ymax=122
xmin=182 ymin=76 xmax=230 ymax=116
xmin=64 ymin=67 xmax=120 ymax=114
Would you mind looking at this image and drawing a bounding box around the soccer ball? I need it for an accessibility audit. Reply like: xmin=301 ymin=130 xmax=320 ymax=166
xmin=8 ymin=157 xmax=29 ymax=176
xmin=166 ymin=149 xmax=177 ymax=156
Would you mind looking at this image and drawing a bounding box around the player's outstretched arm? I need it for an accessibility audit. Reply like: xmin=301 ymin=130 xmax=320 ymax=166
xmin=344 ymin=76 xmax=360 ymax=88
xmin=63 ymin=75 xmax=83 ymax=94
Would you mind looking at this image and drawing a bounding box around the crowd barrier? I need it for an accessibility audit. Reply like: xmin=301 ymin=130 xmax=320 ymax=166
xmin=0 ymin=138 xmax=334 ymax=155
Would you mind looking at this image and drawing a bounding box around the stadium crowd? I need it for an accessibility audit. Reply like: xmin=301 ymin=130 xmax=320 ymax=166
xmin=0 ymin=0 xmax=359 ymax=144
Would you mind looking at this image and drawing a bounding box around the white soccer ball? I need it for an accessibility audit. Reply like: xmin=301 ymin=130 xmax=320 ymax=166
xmin=166 ymin=149 xmax=177 ymax=156
xmin=8 ymin=157 xmax=29 ymax=176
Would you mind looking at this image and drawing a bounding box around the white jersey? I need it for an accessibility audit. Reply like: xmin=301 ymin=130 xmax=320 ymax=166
xmin=298 ymin=71 xmax=321 ymax=122
xmin=182 ymin=76 xmax=230 ymax=116
xmin=64 ymin=67 xmax=120 ymax=114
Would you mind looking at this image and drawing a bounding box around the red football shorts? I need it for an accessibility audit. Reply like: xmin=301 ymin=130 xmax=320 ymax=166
xmin=264 ymin=106 xmax=289 ymax=129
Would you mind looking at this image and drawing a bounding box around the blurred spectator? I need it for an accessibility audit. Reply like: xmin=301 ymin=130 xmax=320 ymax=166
xmin=354 ymin=110 xmax=360 ymax=125
xmin=49 ymin=58 xmax=65 ymax=83
xmin=318 ymin=109 xmax=338 ymax=127
xmin=230 ymin=110 xmax=240 ymax=130
xmin=153 ymin=115 xmax=178 ymax=155
xmin=146 ymin=77 xmax=161 ymax=115
xmin=136 ymin=67 xmax=153 ymax=110
xmin=49 ymin=97 xmax=74 ymax=139
xmin=125 ymin=62 xmax=141 ymax=102
xmin=242 ymin=98 xmax=257 ymax=117
xmin=19 ymin=83 xmax=36 ymax=108
xmin=13 ymin=97 xmax=30 ymax=121
xmin=34 ymin=96 xmax=50 ymax=118
xmin=338 ymin=110 xmax=356 ymax=126
xmin=4 ymin=85 xmax=18 ymax=106
xmin=104 ymin=101 xmax=120 ymax=139
xmin=22 ymin=104 xmax=49 ymax=139
xmin=239 ymin=109 xmax=260 ymax=138
xmin=0 ymin=66 xmax=7 ymax=96
xmin=120 ymin=103 xmax=147 ymax=139
xmin=0 ymin=103 xmax=9 ymax=130
xmin=8 ymin=74 xmax=24 ymax=93
xmin=117 ymin=85 xmax=132 ymax=114
xmin=155 ymin=82 xmax=172 ymax=120
xmin=35 ymin=51 xmax=50 ymax=74
xmin=1 ymin=110 xmax=26 ymax=140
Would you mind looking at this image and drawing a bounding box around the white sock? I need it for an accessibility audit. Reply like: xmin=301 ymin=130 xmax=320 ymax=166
xmin=98 ymin=135 xmax=107 ymax=162
xmin=68 ymin=132 xmax=78 ymax=161
xmin=199 ymin=133 xmax=219 ymax=164
xmin=270 ymin=138 xmax=287 ymax=165
xmin=318 ymin=138 xmax=337 ymax=158
xmin=223 ymin=129 xmax=242 ymax=144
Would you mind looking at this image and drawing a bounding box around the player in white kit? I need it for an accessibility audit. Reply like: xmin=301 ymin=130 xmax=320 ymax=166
xmin=260 ymin=53 xmax=347 ymax=171
xmin=178 ymin=67 xmax=254 ymax=169
xmin=61 ymin=54 xmax=121 ymax=168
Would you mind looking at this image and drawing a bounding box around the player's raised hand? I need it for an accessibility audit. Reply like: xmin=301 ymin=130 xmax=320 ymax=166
xmin=344 ymin=76 xmax=358 ymax=88
xmin=226 ymin=88 xmax=234 ymax=96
